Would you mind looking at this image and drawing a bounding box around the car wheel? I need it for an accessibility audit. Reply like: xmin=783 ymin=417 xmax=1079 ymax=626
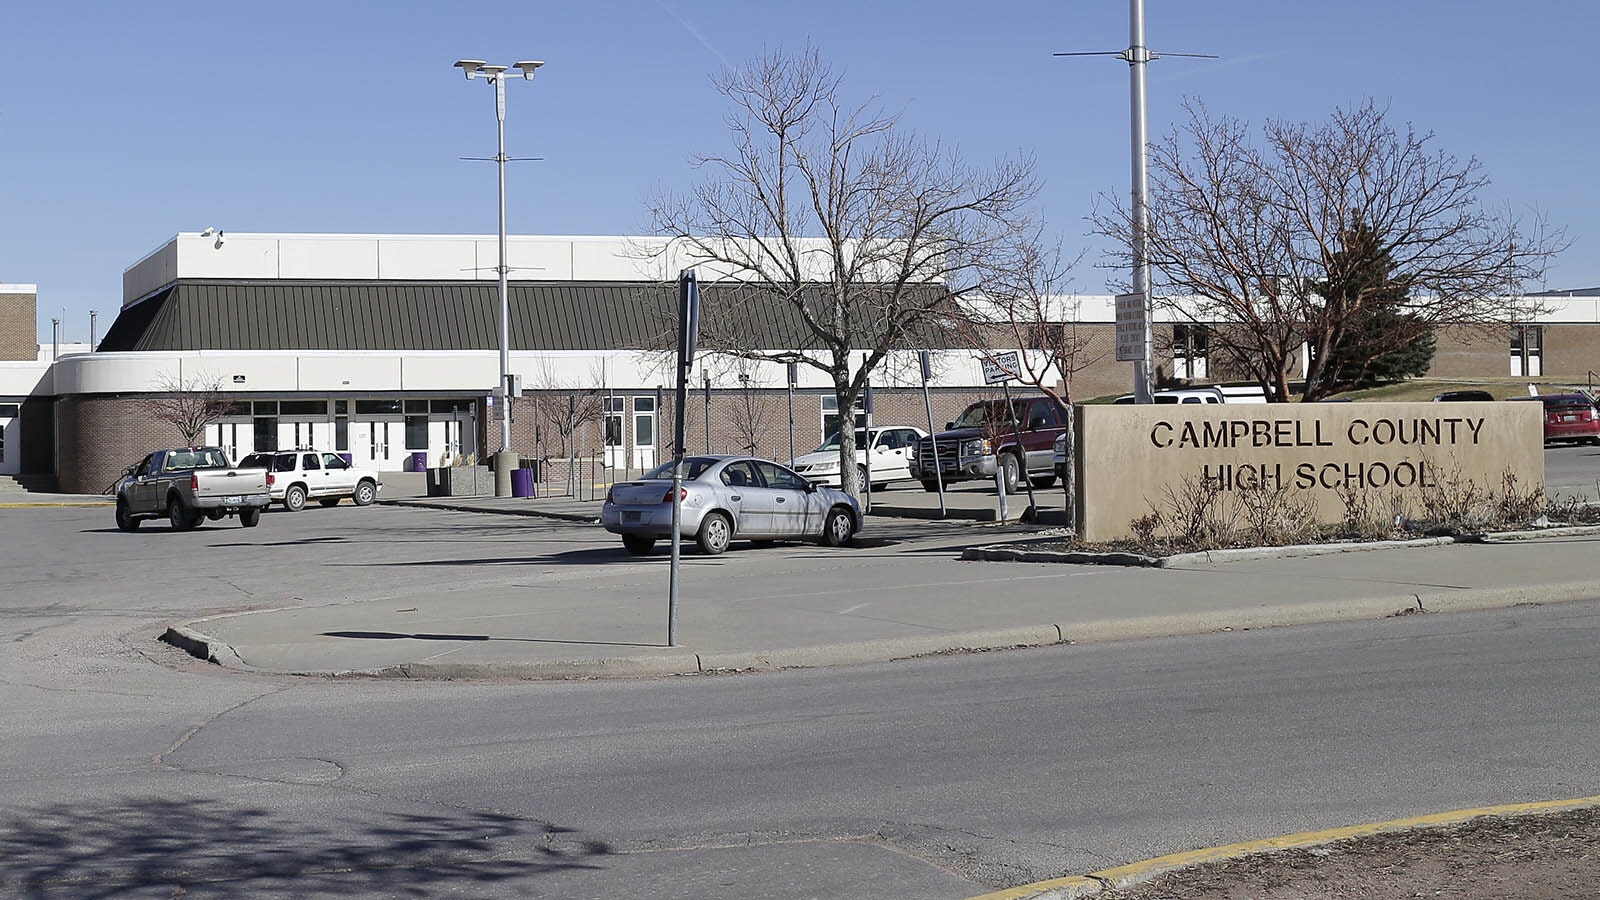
xmin=857 ymin=465 xmax=869 ymax=492
xmin=999 ymin=453 xmax=1021 ymax=494
xmin=239 ymin=507 xmax=262 ymax=528
xmin=318 ymin=497 xmax=340 ymax=507
xmin=115 ymin=501 xmax=140 ymax=532
xmin=283 ymin=484 xmax=307 ymax=512
xmin=168 ymin=497 xmax=195 ymax=531
xmin=696 ymin=511 xmax=732 ymax=555
xmin=622 ymin=535 xmax=656 ymax=555
xmin=822 ymin=506 xmax=856 ymax=547
xmin=921 ymin=479 xmax=941 ymax=493
xmin=353 ymin=480 xmax=377 ymax=506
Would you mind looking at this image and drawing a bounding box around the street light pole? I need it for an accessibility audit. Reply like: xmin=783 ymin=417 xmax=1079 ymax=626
xmin=455 ymin=57 xmax=544 ymax=495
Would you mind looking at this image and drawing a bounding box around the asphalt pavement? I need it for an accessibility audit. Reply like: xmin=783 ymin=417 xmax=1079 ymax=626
xmin=141 ymin=471 xmax=1600 ymax=681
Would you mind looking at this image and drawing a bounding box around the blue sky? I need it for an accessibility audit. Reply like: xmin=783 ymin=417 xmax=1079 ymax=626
xmin=3 ymin=1 xmax=1595 ymax=344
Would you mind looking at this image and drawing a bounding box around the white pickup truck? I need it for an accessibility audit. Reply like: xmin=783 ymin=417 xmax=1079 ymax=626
xmin=115 ymin=447 xmax=271 ymax=531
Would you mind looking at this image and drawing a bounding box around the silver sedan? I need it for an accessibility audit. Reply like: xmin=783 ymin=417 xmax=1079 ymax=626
xmin=601 ymin=455 xmax=863 ymax=555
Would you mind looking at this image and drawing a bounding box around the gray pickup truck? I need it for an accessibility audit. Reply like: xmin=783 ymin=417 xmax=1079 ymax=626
xmin=114 ymin=447 xmax=271 ymax=531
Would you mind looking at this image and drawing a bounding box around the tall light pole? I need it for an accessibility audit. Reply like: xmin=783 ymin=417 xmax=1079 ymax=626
xmin=454 ymin=57 xmax=544 ymax=495
xmin=1056 ymin=1 xmax=1213 ymax=404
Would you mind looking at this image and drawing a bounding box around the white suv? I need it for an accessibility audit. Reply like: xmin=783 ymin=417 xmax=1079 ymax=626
xmin=238 ymin=450 xmax=383 ymax=511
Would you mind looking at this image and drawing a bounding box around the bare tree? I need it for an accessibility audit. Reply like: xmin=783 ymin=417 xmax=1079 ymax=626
xmin=525 ymin=363 xmax=606 ymax=495
xmin=1092 ymin=99 xmax=1564 ymax=401
xmin=647 ymin=46 xmax=1038 ymax=494
xmin=957 ymin=232 xmax=1100 ymax=517
xmin=141 ymin=373 xmax=233 ymax=446
xmin=728 ymin=359 xmax=777 ymax=457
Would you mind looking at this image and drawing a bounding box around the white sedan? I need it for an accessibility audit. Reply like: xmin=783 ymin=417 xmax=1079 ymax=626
xmin=787 ymin=426 xmax=926 ymax=490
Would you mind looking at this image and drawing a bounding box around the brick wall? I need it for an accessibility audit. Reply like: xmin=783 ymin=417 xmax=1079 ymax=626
xmin=57 ymin=395 xmax=185 ymax=494
xmin=0 ymin=290 xmax=38 ymax=361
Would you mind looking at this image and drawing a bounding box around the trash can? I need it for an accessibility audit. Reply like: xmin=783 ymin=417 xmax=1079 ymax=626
xmin=408 ymin=451 xmax=428 ymax=473
xmin=518 ymin=457 xmax=540 ymax=482
xmin=510 ymin=467 xmax=535 ymax=498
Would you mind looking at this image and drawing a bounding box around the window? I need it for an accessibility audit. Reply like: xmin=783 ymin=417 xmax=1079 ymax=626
xmin=604 ymin=397 xmax=624 ymax=448
xmin=633 ymin=396 xmax=655 ymax=446
xmin=252 ymin=401 xmax=278 ymax=416
xmin=356 ymin=399 xmax=402 ymax=415
xmin=1511 ymin=324 xmax=1543 ymax=377
xmin=1173 ymin=323 xmax=1209 ymax=380
xmin=821 ymin=395 xmax=867 ymax=437
xmin=279 ymin=400 xmax=326 ymax=416
xmin=334 ymin=400 xmax=349 ymax=415
xmin=321 ymin=453 xmax=348 ymax=469
xmin=404 ymin=400 xmax=429 ymax=415
xmin=404 ymin=415 xmax=429 ymax=450
xmin=720 ymin=460 xmax=761 ymax=487
xmin=753 ymin=460 xmax=807 ymax=490
xmin=301 ymin=453 xmax=321 ymax=471
xmin=335 ymin=416 xmax=349 ymax=452
xmin=253 ymin=417 xmax=278 ymax=452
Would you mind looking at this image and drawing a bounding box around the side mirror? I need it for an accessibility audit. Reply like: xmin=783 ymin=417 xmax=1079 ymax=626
xmin=804 ymin=480 xmax=819 ymax=493
xmin=944 ymin=422 xmax=955 ymax=430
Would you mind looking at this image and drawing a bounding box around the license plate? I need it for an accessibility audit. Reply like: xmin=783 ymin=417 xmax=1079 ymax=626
xmin=623 ymin=510 xmax=641 ymax=523
xmin=224 ymin=495 xmax=243 ymax=505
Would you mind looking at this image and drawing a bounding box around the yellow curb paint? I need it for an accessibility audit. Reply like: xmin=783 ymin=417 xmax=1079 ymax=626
xmin=965 ymin=795 xmax=1600 ymax=900
xmin=0 ymin=501 xmax=112 ymax=508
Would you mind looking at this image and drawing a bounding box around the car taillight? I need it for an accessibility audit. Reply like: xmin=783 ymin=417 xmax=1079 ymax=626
xmin=190 ymin=474 xmax=199 ymax=492
xmin=266 ymin=473 xmax=276 ymax=486
xmin=605 ymin=485 xmax=615 ymax=503
xmin=663 ymin=487 xmax=686 ymax=502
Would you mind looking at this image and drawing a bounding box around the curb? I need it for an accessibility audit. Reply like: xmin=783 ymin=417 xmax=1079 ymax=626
xmin=0 ymin=500 xmax=114 ymax=508
xmin=160 ymin=622 xmax=1068 ymax=679
xmin=965 ymin=794 xmax=1600 ymax=899
xmin=963 ymin=525 xmax=1600 ymax=567
xmin=158 ymin=582 xmax=1600 ymax=681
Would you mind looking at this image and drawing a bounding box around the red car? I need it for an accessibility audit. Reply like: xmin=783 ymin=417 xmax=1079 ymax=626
xmin=1515 ymin=393 xmax=1600 ymax=445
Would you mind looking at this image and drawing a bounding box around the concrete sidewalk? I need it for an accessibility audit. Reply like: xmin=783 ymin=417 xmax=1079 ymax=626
xmin=160 ymin=473 xmax=1600 ymax=679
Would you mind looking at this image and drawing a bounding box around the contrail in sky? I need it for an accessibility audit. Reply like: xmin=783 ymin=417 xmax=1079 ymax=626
xmin=653 ymin=0 xmax=734 ymax=70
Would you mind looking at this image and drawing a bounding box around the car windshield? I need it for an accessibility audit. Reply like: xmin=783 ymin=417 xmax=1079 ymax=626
xmin=642 ymin=457 xmax=719 ymax=481
xmin=951 ymin=402 xmax=1023 ymax=429
xmin=814 ymin=430 xmax=870 ymax=452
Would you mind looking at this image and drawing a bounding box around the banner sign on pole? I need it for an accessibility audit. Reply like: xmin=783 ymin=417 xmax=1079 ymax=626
xmin=678 ymin=270 xmax=700 ymax=370
xmin=1115 ymin=291 xmax=1147 ymax=362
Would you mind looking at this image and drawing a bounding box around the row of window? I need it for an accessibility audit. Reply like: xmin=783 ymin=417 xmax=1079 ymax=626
xmin=1169 ymin=324 xmax=1547 ymax=378
xmin=227 ymin=399 xmax=477 ymax=418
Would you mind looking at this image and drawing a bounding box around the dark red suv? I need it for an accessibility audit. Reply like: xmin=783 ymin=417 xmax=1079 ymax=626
xmin=1515 ymin=393 xmax=1600 ymax=445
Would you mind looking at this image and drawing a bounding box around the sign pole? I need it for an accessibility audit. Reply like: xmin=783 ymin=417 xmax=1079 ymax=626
xmin=669 ymin=269 xmax=699 ymax=647
xmin=786 ymin=362 xmax=796 ymax=465
xmin=919 ymin=351 xmax=946 ymax=518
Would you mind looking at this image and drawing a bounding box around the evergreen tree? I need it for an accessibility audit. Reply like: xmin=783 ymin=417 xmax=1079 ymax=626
xmin=1311 ymin=219 xmax=1435 ymax=397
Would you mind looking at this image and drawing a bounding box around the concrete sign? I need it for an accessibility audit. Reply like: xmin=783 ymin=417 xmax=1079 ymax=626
xmin=1074 ymin=402 xmax=1545 ymax=542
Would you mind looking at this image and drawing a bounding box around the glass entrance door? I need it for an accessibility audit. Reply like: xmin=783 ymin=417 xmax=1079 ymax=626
xmin=632 ymin=396 xmax=657 ymax=470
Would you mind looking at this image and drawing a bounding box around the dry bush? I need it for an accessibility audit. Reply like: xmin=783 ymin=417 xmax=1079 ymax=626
xmin=1235 ymin=476 xmax=1319 ymax=546
xmin=1157 ymin=474 xmax=1233 ymax=550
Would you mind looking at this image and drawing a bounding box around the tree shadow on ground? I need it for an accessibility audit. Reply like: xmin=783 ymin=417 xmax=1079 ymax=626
xmin=0 ymin=798 xmax=609 ymax=898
